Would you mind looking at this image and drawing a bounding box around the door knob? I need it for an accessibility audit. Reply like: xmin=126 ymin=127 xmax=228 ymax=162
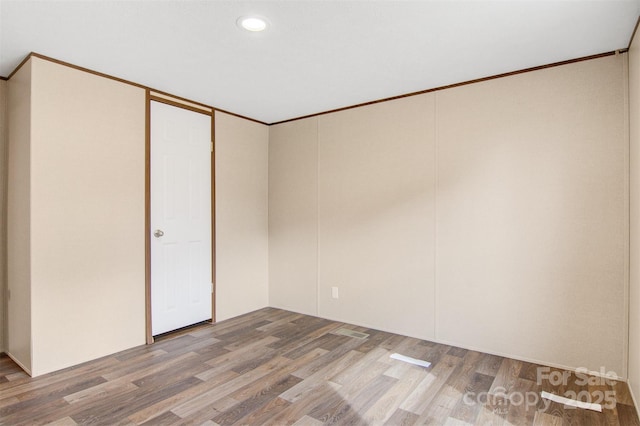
xmin=154 ymin=229 xmax=164 ymax=238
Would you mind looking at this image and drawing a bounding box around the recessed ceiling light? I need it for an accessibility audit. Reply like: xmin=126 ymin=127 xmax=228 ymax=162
xmin=237 ymin=15 xmax=269 ymax=32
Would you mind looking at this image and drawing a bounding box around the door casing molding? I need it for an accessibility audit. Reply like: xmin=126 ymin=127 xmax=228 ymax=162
xmin=145 ymin=92 xmax=216 ymax=344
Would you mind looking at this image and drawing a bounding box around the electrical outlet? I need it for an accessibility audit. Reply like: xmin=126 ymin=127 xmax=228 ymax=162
xmin=331 ymin=287 xmax=339 ymax=299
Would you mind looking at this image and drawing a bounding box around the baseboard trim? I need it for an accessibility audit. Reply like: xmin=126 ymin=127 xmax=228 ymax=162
xmin=6 ymin=352 xmax=32 ymax=377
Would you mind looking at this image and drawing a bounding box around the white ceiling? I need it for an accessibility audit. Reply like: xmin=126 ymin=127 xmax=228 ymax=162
xmin=1 ymin=1 xmax=639 ymax=124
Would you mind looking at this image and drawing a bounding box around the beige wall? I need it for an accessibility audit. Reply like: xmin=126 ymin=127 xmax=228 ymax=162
xmin=269 ymin=118 xmax=318 ymax=315
xmin=436 ymin=55 xmax=626 ymax=374
xmin=269 ymin=55 xmax=628 ymax=375
xmin=5 ymin=58 xmax=147 ymax=376
xmin=29 ymin=58 xmax=146 ymax=376
xmin=318 ymin=95 xmax=436 ymax=339
xmin=630 ymin=34 xmax=640 ymax=405
xmin=215 ymin=112 xmax=269 ymax=321
xmin=6 ymin=61 xmax=32 ymax=372
xmin=0 ymin=79 xmax=6 ymax=354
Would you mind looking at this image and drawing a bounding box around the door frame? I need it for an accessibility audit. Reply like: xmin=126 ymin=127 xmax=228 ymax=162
xmin=145 ymin=90 xmax=216 ymax=344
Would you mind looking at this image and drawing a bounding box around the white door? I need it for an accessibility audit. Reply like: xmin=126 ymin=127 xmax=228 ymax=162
xmin=151 ymin=101 xmax=212 ymax=336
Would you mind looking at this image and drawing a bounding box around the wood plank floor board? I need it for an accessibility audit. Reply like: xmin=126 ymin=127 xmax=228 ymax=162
xmin=617 ymin=402 xmax=640 ymax=426
xmin=417 ymin=342 xmax=455 ymax=370
xmin=414 ymin=365 xmax=469 ymax=424
xmin=255 ymin=313 xmax=306 ymax=333
xmin=444 ymin=350 xmax=484 ymax=396
xmin=65 ymin=352 xmax=200 ymax=405
xmin=0 ymin=307 xmax=638 ymax=425
xmin=203 ymin=335 xmax=280 ymax=370
xmin=265 ymin=382 xmax=343 ymax=425
xmin=291 ymin=414 xmax=324 ymax=426
xmin=192 ymin=341 xmax=232 ymax=359
xmin=518 ymin=362 xmax=542 ymax=382
xmin=488 ymin=358 xmax=523 ymax=397
xmin=532 ymin=411 xmax=562 ymax=426
xmin=280 ymin=350 xmax=364 ymax=402
xmin=0 ymin=355 xmax=122 ymax=398
xmin=8 ymin=376 xmax=107 ymax=424
xmin=274 ymin=323 xmax=348 ymax=358
xmin=0 ymin=357 xmax=24 ymax=378
xmin=588 ymin=380 xmax=618 ymax=426
xmin=126 ymin=369 xmax=239 ymax=424
xmin=228 ymin=350 xmax=328 ymax=403
xmin=305 ymin=385 xmax=361 ymax=424
xmin=198 ymin=311 xmax=266 ymax=335
xmin=70 ymin=376 xmax=203 ymax=425
xmin=263 ymin=320 xmax=338 ymax=351
xmin=283 ymin=333 xmax=351 ymax=360
xmin=172 ymin=350 xmax=316 ymax=420
xmin=352 ymin=330 xmax=397 ymax=355
xmin=148 ymin=333 xmax=198 ymax=351
xmin=475 ymin=353 xmax=504 ymax=377
xmin=168 ymin=397 xmax=235 ymax=426
xmin=473 ymin=401 xmax=508 ymax=426
xmin=383 ymin=360 xmax=422 ymax=381
xmin=268 ymin=322 xmax=344 ymax=353
xmin=612 ymin=380 xmax=635 ymax=406
xmin=229 ymin=395 xmax=291 ymax=426
xmin=449 ymin=372 xmax=495 ymax=424
xmin=210 ymin=320 xmax=272 ymax=342
xmin=4 ymin=371 xmax=29 ymax=382
xmin=290 ymin=338 xmax=367 ymax=380
xmin=0 ymin=396 xmax=20 ymax=410
xmin=504 ymin=378 xmax=538 ymax=426
xmin=100 ymin=349 xmax=179 ymax=381
xmin=602 ymin=407 xmax=620 ymax=426
xmin=448 ymin=347 xmax=469 ymax=358
xmin=306 ymin=357 xmax=394 ymax=423
xmin=400 ymin=354 xmax=462 ymax=416
xmin=384 ymin=408 xmax=419 ymax=425
xmin=283 ymin=351 xmax=364 ymax=403
xmin=170 ymin=360 xmax=286 ymax=418
xmin=15 ymin=374 xmax=107 ymax=404
xmin=131 ymin=355 xmax=211 ymax=389
xmin=138 ymin=410 xmax=182 ymax=425
xmin=335 ymin=374 xmax=398 ymax=425
xmin=330 ymin=347 xmax=391 ymax=386
xmin=113 ymin=345 xmax=168 ymax=362
xmin=0 ymin=393 xmax=72 ymax=425
xmin=198 ymin=344 xmax=276 ymax=381
xmin=271 ymin=317 xmax=329 ymax=342
xmin=188 ymin=395 xmax=239 ymax=419
xmin=378 ymin=333 xmax=414 ymax=352
xmin=422 ymin=381 xmax=471 ymax=425
xmin=362 ymin=367 xmax=425 ymax=424
xmin=45 ymin=416 xmax=79 ymax=426
xmin=159 ymin=337 xmax=222 ymax=357
xmin=330 ymin=359 xmax=391 ymax=402
xmin=213 ymin=375 xmax=302 ymax=426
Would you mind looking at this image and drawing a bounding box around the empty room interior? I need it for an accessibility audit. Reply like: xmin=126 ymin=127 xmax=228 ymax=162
xmin=2 ymin=1 xmax=640 ymax=425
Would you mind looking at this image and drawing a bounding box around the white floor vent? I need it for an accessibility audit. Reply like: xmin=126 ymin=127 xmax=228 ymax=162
xmin=333 ymin=328 xmax=369 ymax=339
xmin=390 ymin=353 xmax=431 ymax=368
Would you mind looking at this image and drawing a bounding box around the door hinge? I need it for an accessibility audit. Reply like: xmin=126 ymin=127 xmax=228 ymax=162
xmin=210 ymin=141 xmax=214 ymax=152
xmin=211 ymin=282 xmax=214 ymax=293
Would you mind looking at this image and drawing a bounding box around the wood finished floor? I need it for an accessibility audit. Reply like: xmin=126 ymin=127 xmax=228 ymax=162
xmin=0 ymin=308 xmax=638 ymax=426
